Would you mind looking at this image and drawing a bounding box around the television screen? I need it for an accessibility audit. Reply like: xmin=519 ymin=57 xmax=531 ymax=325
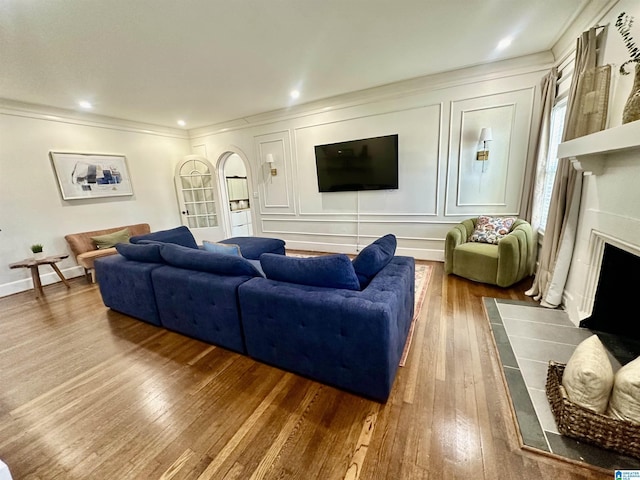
xmin=314 ymin=134 xmax=398 ymax=192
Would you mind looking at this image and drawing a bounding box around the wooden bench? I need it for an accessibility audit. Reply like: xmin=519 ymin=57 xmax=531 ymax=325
xmin=65 ymin=223 xmax=151 ymax=282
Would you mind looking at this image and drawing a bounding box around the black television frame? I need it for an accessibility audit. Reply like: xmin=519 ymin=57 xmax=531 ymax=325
xmin=314 ymin=134 xmax=399 ymax=193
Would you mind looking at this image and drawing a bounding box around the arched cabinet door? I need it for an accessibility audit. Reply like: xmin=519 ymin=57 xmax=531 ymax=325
xmin=174 ymin=155 xmax=225 ymax=242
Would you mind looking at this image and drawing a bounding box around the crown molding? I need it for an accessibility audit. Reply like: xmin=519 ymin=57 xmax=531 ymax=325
xmin=0 ymin=99 xmax=189 ymax=139
xmin=188 ymin=51 xmax=554 ymax=139
xmin=552 ymin=0 xmax=619 ymax=65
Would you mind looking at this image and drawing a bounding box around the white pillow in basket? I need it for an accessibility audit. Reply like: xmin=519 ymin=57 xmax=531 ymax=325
xmin=561 ymin=335 xmax=614 ymax=414
xmin=607 ymin=356 xmax=640 ymax=424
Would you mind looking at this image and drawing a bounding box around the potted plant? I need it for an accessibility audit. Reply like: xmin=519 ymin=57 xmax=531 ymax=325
xmin=30 ymin=244 xmax=45 ymax=260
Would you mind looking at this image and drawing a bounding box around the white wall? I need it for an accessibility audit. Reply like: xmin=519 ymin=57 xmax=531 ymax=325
xmin=0 ymin=103 xmax=191 ymax=296
xmin=0 ymin=52 xmax=556 ymax=298
xmin=224 ymin=153 xmax=247 ymax=177
xmin=189 ymin=55 xmax=550 ymax=259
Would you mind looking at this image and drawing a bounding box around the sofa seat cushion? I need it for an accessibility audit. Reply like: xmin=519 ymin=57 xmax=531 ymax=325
xmin=77 ymin=247 xmax=118 ymax=269
xmin=352 ymin=233 xmax=397 ymax=288
xmin=260 ymin=253 xmax=360 ymax=291
xmin=452 ymin=242 xmax=498 ymax=284
xmin=220 ymin=236 xmax=285 ymax=260
xmin=160 ymin=243 xmax=262 ymax=277
xmin=130 ymin=225 xmax=198 ymax=249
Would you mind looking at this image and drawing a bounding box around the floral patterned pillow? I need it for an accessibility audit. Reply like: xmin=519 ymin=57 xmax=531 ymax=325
xmin=469 ymin=216 xmax=517 ymax=244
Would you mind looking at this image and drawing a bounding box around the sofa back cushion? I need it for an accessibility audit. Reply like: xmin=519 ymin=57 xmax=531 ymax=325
xmin=115 ymin=242 xmax=163 ymax=263
xmin=130 ymin=225 xmax=198 ymax=249
xmin=352 ymin=233 xmax=397 ymax=288
xmin=91 ymin=227 xmax=131 ymax=249
xmin=260 ymin=253 xmax=360 ymax=291
xmin=160 ymin=243 xmax=262 ymax=277
xmin=202 ymin=240 xmax=242 ymax=256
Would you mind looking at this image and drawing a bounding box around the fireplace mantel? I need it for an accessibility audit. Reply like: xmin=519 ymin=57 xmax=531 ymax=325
xmin=558 ymin=121 xmax=640 ymax=175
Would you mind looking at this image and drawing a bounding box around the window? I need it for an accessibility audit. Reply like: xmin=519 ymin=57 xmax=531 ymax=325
xmin=532 ymin=98 xmax=567 ymax=233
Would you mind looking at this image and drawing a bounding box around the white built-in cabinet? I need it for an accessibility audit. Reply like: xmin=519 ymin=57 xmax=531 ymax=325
xmin=230 ymin=209 xmax=252 ymax=237
xmin=226 ymin=176 xmax=252 ymax=236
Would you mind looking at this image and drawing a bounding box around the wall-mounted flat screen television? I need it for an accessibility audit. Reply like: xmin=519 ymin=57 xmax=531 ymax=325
xmin=314 ymin=134 xmax=398 ymax=192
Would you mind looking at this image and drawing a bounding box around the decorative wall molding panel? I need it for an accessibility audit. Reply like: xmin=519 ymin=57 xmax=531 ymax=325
xmin=254 ymin=131 xmax=294 ymax=214
xmin=445 ymin=88 xmax=534 ymax=216
xmin=293 ymin=104 xmax=442 ymax=216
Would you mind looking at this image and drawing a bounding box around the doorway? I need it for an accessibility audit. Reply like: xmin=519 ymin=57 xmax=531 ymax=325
xmin=218 ymin=152 xmax=254 ymax=238
xmin=174 ymin=155 xmax=225 ymax=243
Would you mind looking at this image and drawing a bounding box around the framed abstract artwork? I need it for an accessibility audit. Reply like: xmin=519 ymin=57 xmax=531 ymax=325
xmin=50 ymin=151 xmax=134 ymax=200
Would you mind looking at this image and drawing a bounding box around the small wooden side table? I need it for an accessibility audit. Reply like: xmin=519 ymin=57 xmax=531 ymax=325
xmin=9 ymin=254 xmax=70 ymax=299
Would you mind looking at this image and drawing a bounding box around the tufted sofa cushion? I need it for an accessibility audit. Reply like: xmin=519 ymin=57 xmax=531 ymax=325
xmin=352 ymin=233 xmax=397 ymax=288
xmin=160 ymin=243 xmax=262 ymax=277
xmin=94 ymin=254 xmax=162 ymax=326
xmin=130 ymin=225 xmax=198 ymax=249
xmin=260 ymin=253 xmax=360 ymax=291
xmin=115 ymin=242 xmax=163 ymax=263
xmin=151 ymin=266 xmax=249 ymax=353
xmin=219 ymin=236 xmax=286 ymax=260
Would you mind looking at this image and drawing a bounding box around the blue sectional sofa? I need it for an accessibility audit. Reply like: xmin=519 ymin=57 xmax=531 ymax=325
xmin=239 ymin=254 xmax=415 ymax=402
xmin=94 ymin=227 xmax=415 ymax=402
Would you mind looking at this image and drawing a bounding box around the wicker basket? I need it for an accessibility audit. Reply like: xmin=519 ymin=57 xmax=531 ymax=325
xmin=546 ymin=361 xmax=640 ymax=459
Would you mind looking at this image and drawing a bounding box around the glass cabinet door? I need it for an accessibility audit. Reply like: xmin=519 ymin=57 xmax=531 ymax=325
xmin=175 ymin=157 xmax=218 ymax=228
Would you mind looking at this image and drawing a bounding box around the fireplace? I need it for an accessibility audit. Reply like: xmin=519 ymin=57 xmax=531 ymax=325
xmin=580 ymin=243 xmax=640 ymax=339
xmin=557 ymin=121 xmax=640 ymax=329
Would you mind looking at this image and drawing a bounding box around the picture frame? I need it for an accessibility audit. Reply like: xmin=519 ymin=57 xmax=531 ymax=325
xmin=50 ymin=151 xmax=134 ymax=200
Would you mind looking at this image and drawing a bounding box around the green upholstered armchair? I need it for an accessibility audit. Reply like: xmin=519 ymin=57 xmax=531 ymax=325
xmin=444 ymin=217 xmax=535 ymax=287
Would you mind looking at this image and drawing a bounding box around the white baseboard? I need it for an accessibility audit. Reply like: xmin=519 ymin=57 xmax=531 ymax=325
xmin=0 ymin=266 xmax=85 ymax=298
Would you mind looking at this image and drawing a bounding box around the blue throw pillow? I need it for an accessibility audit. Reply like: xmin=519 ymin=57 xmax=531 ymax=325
xmin=115 ymin=242 xmax=163 ymax=263
xmin=260 ymin=253 xmax=361 ymax=291
xmin=159 ymin=243 xmax=262 ymax=277
xmin=202 ymin=240 xmax=242 ymax=256
xmin=130 ymin=226 xmax=198 ymax=249
xmin=352 ymin=233 xmax=397 ymax=288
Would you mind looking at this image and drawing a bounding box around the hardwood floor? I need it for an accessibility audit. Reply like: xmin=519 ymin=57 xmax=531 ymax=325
xmin=0 ymin=261 xmax=611 ymax=479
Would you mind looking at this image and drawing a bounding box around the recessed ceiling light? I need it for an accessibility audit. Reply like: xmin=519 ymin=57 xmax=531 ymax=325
xmin=497 ymin=36 xmax=513 ymax=50
xmin=78 ymin=100 xmax=93 ymax=109
xmin=290 ymin=90 xmax=300 ymax=99
xmin=177 ymin=119 xmax=186 ymax=127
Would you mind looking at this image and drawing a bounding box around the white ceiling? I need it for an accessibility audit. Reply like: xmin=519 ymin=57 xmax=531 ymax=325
xmin=0 ymin=0 xmax=591 ymax=130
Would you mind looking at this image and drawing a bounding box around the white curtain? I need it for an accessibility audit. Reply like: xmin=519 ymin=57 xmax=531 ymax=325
xmin=526 ymin=28 xmax=597 ymax=307
xmin=520 ymin=67 xmax=558 ymax=225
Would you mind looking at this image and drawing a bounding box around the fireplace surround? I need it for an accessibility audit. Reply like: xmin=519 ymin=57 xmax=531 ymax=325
xmin=557 ymin=120 xmax=640 ymax=327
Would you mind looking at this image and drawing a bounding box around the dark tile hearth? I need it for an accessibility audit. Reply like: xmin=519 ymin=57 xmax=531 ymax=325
xmin=484 ymin=297 xmax=640 ymax=471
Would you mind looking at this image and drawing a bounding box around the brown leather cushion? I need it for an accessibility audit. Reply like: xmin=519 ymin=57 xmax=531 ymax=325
xmin=77 ymin=248 xmax=118 ymax=269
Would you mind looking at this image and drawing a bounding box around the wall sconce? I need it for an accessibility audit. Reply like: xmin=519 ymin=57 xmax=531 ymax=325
xmin=265 ymin=153 xmax=277 ymax=176
xmin=476 ymin=127 xmax=492 ymax=172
